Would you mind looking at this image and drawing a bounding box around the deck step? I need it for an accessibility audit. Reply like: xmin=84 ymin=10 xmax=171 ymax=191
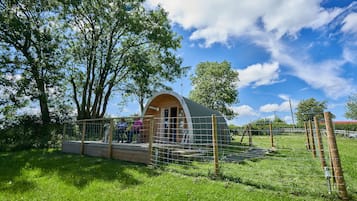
xmin=171 ymin=149 xmax=202 ymax=154
xmin=170 ymin=148 xmax=207 ymax=160
xmin=180 ymin=153 xmax=205 ymax=158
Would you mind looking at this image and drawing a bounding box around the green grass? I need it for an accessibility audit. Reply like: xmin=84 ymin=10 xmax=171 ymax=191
xmin=336 ymin=137 xmax=357 ymax=199
xmin=254 ymin=134 xmax=357 ymax=200
xmin=0 ymin=135 xmax=356 ymax=201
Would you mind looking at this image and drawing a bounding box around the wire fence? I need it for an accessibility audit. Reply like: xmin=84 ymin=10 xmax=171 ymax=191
xmin=62 ymin=113 xmax=352 ymax=200
xmin=150 ymin=113 xmax=351 ymax=199
xmin=63 ymin=117 xmax=152 ymax=143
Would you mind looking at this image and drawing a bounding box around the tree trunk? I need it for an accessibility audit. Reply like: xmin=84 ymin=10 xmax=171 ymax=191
xmin=139 ymin=97 xmax=144 ymax=115
xmin=38 ymin=81 xmax=51 ymax=124
xmin=29 ymin=59 xmax=51 ymax=124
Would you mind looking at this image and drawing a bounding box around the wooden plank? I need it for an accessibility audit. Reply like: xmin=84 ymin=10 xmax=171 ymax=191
xmin=112 ymin=143 xmax=148 ymax=151
xmin=62 ymin=141 xmax=150 ymax=164
xmin=62 ymin=141 xmax=81 ymax=154
xmin=85 ymin=144 xmax=108 ymax=158
xmin=112 ymin=148 xmax=149 ymax=164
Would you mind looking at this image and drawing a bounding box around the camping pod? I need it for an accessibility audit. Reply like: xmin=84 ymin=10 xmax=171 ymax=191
xmin=142 ymin=91 xmax=230 ymax=144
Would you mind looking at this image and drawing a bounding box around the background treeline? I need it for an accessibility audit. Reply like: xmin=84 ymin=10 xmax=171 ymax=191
xmin=0 ymin=0 xmax=185 ymax=151
xmin=333 ymin=123 xmax=357 ymax=131
xmin=0 ymin=115 xmax=67 ymax=151
xmin=229 ymin=117 xmax=357 ymax=136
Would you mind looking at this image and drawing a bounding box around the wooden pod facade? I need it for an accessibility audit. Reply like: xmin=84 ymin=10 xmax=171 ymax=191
xmin=142 ymin=91 xmax=230 ymax=144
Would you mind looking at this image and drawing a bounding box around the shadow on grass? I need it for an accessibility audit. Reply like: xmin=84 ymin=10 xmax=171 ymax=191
xmin=0 ymin=179 xmax=36 ymax=193
xmin=0 ymin=149 xmax=159 ymax=192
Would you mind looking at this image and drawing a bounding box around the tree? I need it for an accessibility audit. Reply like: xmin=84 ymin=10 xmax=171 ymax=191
xmin=124 ymin=77 xmax=172 ymax=115
xmin=0 ymin=1 xmax=64 ymax=124
xmin=122 ymin=45 xmax=187 ymax=114
xmin=189 ymin=61 xmax=239 ymax=118
xmin=345 ymin=94 xmax=357 ymax=120
xmin=125 ymin=81 xmax=172 ymax=115
xmin=295 ymin=98 xmax=327 ymax=125
xmin=62 ymin=0 xmax=183 ymax=119
xmin=123 ymin=47 xmax=189 ymax=114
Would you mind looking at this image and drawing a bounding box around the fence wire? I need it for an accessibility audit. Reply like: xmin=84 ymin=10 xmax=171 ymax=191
xmin=62 ymin=115 xmax=351 ymax=199
xmin=150 ymin=116 xmax=342 ymax=199
xmin=63 ymin=117 xmax=153 ymax=143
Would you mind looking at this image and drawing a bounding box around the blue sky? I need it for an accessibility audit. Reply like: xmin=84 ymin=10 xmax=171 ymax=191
xmin=113 ymin=0 xmax=357 ymax=125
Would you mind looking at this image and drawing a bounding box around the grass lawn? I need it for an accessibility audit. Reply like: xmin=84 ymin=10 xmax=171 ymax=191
xmin=0 ymin=135 xmax=356 ymax=201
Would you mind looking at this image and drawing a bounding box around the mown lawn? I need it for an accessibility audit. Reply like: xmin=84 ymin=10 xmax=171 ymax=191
xmin=253 ymin=135 xmax=357 ymax=201
xmin=0 ymin=135 xmax=356 ymax=201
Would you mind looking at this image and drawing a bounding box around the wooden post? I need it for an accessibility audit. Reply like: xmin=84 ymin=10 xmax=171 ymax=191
xmin=324 ymin=112 xmax=348 ymax=200
xmin=80 ymin=121 xmax=86 ymax=155
xmin=108 ymin=119 xmax=114 ymax=159
xmin=211 ymin=115 xmax=219 ymax=176
xmin=304 ymin=122 xmax=311 ymax=150
xmin=240 ymin=126 xmax=248 ymax=143
xmin=240 ymin=125 xmax=248 ymax=143
xmin=269 ymin=123 xmax=274 ymax=149
xmin=99 ymin=120 xmax=103 ymax=141
xmin=148 ymin=118 xmax=155 ymax=165
xmin=313 ymin=116 xmax=327 ymax=170
xmin=248 ymin=124 xmax=252 ymax=146
xmin=308 ymin=120 xmax=316 ymax=158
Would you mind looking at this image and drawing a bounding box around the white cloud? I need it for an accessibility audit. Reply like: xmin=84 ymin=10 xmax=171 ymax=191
xmin=254 ymin=35 xmax=356 ymax=99
xmin=342 ymin=13 xmax=357 ymax=34
xmin=259 ymin=103 xmax=280 ymax=113
xmin=262 ymin=115 xmax=275 ymax=121
xmin=289 ymin=57 xmax=354 ymax=98
xmin=283 ymin=115 xmax=294 ymax=124
xmin=147 ymin=0 xmax=341 ymax=47
xmin=343 ymin=47 xmax=357 ymax=64
xmin=147 ymin=0 xmax=356 ymax=98
xmin=259 ymin=102 xmax=290 ymax=113
xmin=259 ymin=95 xmax=297 ymax=113
xmin=327 ymin=102 xmax=345 ymax=110
xmin=237 ymin=62 xmax=282 ymax=88
xmin=231 ymin=105 xmax=259 ymax=117
xmin=278 ymin=94 xmax=289 ymax=101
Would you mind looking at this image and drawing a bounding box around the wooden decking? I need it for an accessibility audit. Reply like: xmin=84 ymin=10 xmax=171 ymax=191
xmin=62 ymin=141 xmax=150 ymax=164
xmin=62 ymin=140 xmax=212 ymax=165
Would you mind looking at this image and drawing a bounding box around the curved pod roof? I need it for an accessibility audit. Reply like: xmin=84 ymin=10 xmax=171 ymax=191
xmin=143 ymin=91 xmax=229 ymax=144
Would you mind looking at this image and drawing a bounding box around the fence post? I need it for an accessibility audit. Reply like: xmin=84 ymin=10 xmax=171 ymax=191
xmin=240 ymin=125 xmax=248 ymax=143
xmin=308 ymin=120 xmax=316 ymax=158
xmin=211 ymin=115 xmax=219 ymax=176
xmin=304 ymin=122 xmax=311 ymax=150
xmin=313 ymin=116 xmax=327 ymax=170
xmin=99 ymin=120 xmax=103 ymax=140
xmin=324 ymin=112 xmax=349 ymax=200
xmin=248 ymin=124 xmax=252 ymax=146
xmin=80 ymin=121 xmax=86 ymax=155
xmin=269 ymin=123 xmax=274 ymax=149
xmin=148 ymin=118 xmax=155 ymax=165
xmin=108 ymin=119 xmax=114 ymax=159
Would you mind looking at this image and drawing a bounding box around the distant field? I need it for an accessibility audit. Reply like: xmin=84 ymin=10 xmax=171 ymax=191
xmin=0 ymin=135 xmax=356 ymax=201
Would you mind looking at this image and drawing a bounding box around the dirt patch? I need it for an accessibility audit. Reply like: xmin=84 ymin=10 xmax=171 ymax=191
xmin=223 ymin=147 xmax=271 ymax=162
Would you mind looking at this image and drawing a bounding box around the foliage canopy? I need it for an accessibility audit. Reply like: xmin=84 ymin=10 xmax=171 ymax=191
xmin=0 ymin=1 xmax=65 ymax=124
xmin=295 ymin=98 xmax=327 ymax=125
xmin=62 ymin=0 xmax=184 ymax=119
xmin=0 ymin=0 xmax=185 ymax=147
xmin=345 ymin=94 xmax=357 ymax=120
xmin=189 ymin=61 xmax=239 ymax=118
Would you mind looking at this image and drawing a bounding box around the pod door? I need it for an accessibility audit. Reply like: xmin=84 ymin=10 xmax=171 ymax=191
xmin=162 ymin=107 xmax=178 ymax=142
